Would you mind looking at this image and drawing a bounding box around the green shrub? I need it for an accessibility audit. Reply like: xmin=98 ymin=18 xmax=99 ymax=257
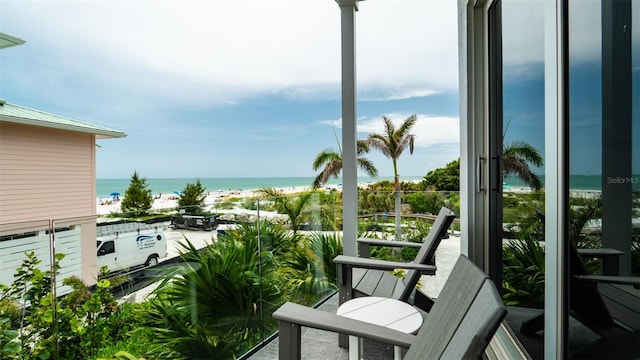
xmin=242 ymin=198 xmax=258 ymax=210
xmin=405 ymin=192 xmax=446 ymax=214
xmin=422 ymin=158 xmax=460 ymax=191
xmin=140 ymin=226 xmax=284 ymax=359
xmin=214 ymin=200 xmax=236 ymax=210
xmin=1 ymin=253 xmax=127 ymax=359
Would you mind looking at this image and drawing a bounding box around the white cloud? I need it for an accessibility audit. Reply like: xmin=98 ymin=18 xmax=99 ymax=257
xmin=324 ymin=112 xmax=459 ymax=148
xmin=358 ymin=112 xmax=459 ymax=147
xmin=1 ymin=0 xmax=458 ymax=106
xmin=360 ymin=86 xmax=440 ymax=101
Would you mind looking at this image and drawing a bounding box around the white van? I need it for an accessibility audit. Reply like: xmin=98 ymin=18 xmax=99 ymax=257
xmin=96 ymin=230 xmax=167 ymax=273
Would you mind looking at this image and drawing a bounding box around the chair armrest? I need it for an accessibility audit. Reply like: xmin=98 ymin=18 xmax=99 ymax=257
xmin=577 ymin=248 xmax=624 ymax=257
xmin=273 ymin=302 xmax=415 ymax=348
xmin=334 ymin=255 xmax=437 ymax=275
xmin=575 ymin=275 xmax=640 ymax=289
xmin=577 ymin=248 xmax=624 ymax=275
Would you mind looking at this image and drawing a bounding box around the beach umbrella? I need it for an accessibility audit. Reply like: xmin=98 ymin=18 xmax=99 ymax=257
xmin=173 ymin=191 xmax=181 ymax=196
xmin=110 ymin=192 xmax=120 ymax=197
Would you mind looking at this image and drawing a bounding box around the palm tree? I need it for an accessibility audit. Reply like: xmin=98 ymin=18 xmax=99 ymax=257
xmin=366 ymin=114 xmax=417 ymax=240
xmin=503 ymin=140 xmax=543 ymax=191
xmin=312 ymin=130 xmax=378 ymax=189
xmin=502 ymin=117 xmax=544 ymax=191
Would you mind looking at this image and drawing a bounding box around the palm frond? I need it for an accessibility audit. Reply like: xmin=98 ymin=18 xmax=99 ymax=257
xmin=504 ymin=141 xmax=543 ymax=167
xmin=312 ymin=148 xmax=341 ymax=170
xmin=357 ymin=157 xmax=378 ymax=177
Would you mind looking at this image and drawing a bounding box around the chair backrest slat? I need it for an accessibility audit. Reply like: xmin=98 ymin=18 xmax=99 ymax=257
xmin=399 ymin=207 xmax=456 ymax=301
xmin=441 ymin=282 xmax=507 ymax=359
xmin=404 ymin=256 xmax=505 ymax=359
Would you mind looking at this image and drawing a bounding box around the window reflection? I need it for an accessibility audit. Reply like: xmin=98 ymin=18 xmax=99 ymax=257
xmin=500 ymin=0 xmax=546 ymax=311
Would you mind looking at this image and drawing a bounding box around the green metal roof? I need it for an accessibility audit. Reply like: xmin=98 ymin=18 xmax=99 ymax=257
xmin=0 ymin=100 xmax=126 ymax=139
xmin=0 ymin=33 xmax=25 ymax=49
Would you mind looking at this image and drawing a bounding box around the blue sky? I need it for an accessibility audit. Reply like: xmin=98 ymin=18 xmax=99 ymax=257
xmin=501 ymin=0 xmax=640 ymax=176
xmin=0 ymin=0 xmax=460 ymax=179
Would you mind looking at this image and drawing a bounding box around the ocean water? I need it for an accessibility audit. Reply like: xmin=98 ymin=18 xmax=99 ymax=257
xmin=96 ymin=176 xmax=423 ymax=198
xmin=98 ymin=174 xmax=637 ymax=198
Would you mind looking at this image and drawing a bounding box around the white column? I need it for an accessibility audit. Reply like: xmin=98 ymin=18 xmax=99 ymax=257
xmin=544 ymin=0 xmax=568 ymax=357
xmin=335 ymin=0 xmax=359 ymax=256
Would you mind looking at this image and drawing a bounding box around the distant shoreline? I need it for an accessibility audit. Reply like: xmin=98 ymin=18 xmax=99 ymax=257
xmin=96 ymin=179 xmax=425 ymax=216
xmin=96 ymin=176 xmax=425 ymax=198
xmin=98 ymin=174 xmax=632 ymax=198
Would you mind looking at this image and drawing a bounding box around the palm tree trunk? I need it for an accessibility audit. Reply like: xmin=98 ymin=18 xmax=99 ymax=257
xmin=395 ymin=190 xmax=401 ymax=241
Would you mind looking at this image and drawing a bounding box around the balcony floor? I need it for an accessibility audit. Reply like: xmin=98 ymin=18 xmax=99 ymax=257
xmin=246 ymin=234 xmax=632 ymax=360
xmin=248 ymin=292 xmax=614 ymax=360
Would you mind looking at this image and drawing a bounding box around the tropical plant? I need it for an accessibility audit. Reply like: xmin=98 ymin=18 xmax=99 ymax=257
xmin=121 ymin=171 xmax=153 ymax=217
xmin=94 ymin=302 xmax=155 ymax=359
xmin=141 ymin=230 xmax=283 ymax=359
xmin=502 ymin=233 xmax=546 ymax=307
xmin=1 ymin=253 xmax=127 ymax=359
xmin=316 ymin=190 xmax=342 ymax=231
xmin=366 ymin=114 xmax=417 ymax=240
xmin=178 ymin=179 xmax=208 ymax=214
xmin=568 ymin=194 xmax=602 ymax=247
xmin=358 ymin=187 xmax=393 ymax=215
xmin=258 ymin=187 xmax=315 ymax=233
xmin=311 ymin=129 xmax=378 ymax=189
xmin=235 ymin=220 xmax=299 ymax=258
xmin=307 ymin=232 xmax=343 ymax=286
xmin=280 ymin=247 xmax=333 ymax=305
xmin=275 ymin=231 xmax=343 ymax=305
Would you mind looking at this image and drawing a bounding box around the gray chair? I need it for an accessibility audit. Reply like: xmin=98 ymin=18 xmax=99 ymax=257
xmin=273 ymin=255 xmax=507 ymax=360
xmin=520 ymin=241 xmax=640 ymax=358
xmin=334 ymin=207 xmax=456 ymax=312
xmin=520 ymin=241 xmax=640 ymax=339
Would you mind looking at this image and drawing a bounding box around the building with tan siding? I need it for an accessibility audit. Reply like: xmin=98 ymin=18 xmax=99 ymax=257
xmin=0 ymin=99 xmax=125 ymax=289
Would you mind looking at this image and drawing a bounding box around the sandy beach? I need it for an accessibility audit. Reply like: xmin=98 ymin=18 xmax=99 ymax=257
xmin=97 ymin=185 xmax=320 ymax=216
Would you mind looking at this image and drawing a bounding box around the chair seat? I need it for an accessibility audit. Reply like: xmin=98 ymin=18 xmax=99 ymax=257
xmin=352 ymin=268 xmax=408 ymax=299
xmin=598 ymin=283 xmax=640 ymax=331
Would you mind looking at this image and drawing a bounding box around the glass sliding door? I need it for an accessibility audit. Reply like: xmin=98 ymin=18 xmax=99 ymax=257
xmin=500 ymin=0 xmax=547 ymax=313
xmin=462 ymin=0 xmax=639 ymax=357
xmin=567 ymin=0 xmax=640 ymax=356
xmin=488 ymin=0 xmax=504 ymax=290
